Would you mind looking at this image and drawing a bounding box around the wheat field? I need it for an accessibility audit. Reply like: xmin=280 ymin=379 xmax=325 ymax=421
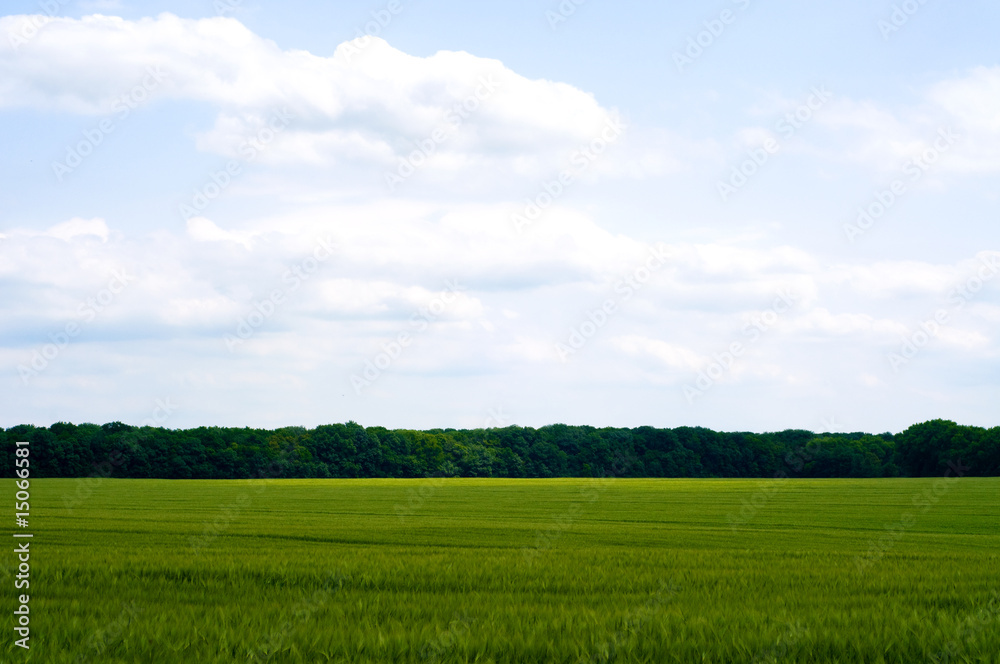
xmin=16 ymin=477 xmax=1000 ymax=663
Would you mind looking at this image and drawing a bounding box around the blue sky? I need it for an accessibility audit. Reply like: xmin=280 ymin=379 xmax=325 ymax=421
xmin=2 ymin=0 xmax=999 ymax=433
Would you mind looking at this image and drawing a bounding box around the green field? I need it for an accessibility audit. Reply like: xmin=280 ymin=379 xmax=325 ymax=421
xmin=14 ymin=477 xmax=1000 ymax=663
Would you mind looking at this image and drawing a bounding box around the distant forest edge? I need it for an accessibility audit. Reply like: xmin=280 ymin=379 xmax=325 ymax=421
xmin=4 ymin=419 xmax=998 ymax=479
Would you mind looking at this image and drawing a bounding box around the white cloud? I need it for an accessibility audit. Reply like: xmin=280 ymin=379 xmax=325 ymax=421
xmin=784 ymin=308 xmax=887 ymax=337
xmin=809 ymin=68 xmax=1000 ymax=175
xmin=0 ymin=14 xmax=657 ymax=185
xmin=612 ymin=335 xmax=703 ymax=372
xmin=45 ymin=217 xmax=110 ymax=242
xmin=4 ymin=212 xmax=995 ymax=410
xmin=831 ymin=260 xmax=958 ymax=298
xmin=926 ymin=66 xmax=1000 ymax=172
xmin=2 ymin=11 xmax=998 ymax=431
xmin=186 ymin=216 xmax=254 ymax=249
xmin=719 ymin=67 xmax=1000 ymax=178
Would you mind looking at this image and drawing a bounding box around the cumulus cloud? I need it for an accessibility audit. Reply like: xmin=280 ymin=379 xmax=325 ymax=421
xmin=2 ymin=12 xmax=998 ymax=430
xmin=186 ymin=216 xmax=255 ymax=249
xmin=719 ymin=66 xmax=1000 ymax=177
xmin=44 ymin=217 xmax=109 ymax=242
xmin=612 ymin=335 xmax=703 ymax=372
xmin=0 ymin=13 xmax=653 ymax=185
xmin=3 ymin=212 xmax=996 ymax=389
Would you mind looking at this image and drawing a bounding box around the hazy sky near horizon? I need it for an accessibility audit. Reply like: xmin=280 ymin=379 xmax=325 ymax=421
xmin=2 ymin=0 xmax=999 ymax=433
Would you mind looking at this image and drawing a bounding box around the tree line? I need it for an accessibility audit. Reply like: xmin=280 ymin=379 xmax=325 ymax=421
xmin=3 ymin=419 xmax=997 ymax=480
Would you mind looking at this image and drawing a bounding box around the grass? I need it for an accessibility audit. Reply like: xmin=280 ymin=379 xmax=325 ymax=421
xmin=11 ymin=477 xmax=1000 ymax=662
